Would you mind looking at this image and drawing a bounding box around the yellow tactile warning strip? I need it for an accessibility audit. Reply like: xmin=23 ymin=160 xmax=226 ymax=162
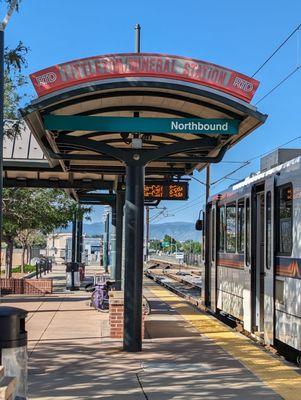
xmin=147 ymin=282 xmax=301 ymax=400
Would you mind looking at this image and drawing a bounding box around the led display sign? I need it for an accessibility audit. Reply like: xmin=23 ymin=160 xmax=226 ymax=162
xmin=144 ymin=182 xmax=188 ymax=200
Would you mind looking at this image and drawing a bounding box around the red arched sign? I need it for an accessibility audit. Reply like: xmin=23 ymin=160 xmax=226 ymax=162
xmin=30 ymin=53 xmax=259 ymax=102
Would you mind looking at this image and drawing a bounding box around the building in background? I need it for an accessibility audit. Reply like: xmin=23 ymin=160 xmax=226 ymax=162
xmin=46 ymin=233 xmax=72 ymax=260
xmin=65 ymin=236 xmax=103 ymax=265
xmin=47 ymin=233 xmax=103 ymax=265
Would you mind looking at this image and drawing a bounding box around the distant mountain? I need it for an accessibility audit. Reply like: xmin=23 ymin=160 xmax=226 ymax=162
xmin=150 ymin=222 xmax=200 ymax=242
xmin=57 ymin=221 xmax=200 ymax=242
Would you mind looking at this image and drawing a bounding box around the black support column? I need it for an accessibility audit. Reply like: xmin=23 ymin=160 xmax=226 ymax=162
xmin=103 ymin=212 xmax=110 ymax=273
xmin=71 ymin=213 xmax=77 ymax=263
xmin=76 ymin=212 xmax=83 ymax=263
xmin=115 ymin=190 xmax=125 ymax=290
xmin=123 ymin=163 xmax=145 ymax=352
xmin=71 ymin=212 xmax=77 ymax=290
xmin=110 ymin=202 xmax=117 ymax=281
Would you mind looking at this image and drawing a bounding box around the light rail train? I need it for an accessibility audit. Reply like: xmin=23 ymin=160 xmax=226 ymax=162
xmin=201 ymin=149 xmax=301 ymax=360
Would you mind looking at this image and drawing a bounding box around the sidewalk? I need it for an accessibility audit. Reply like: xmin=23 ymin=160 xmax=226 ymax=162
xmin=1 ymin=264 xmax=300 ymax=399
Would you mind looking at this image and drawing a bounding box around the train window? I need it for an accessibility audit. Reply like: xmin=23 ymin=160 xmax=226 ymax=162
xmin=219 ymin=206 xmax=225 ymax=252
xmin=246 ymin=198 xmax=250 ymax=265
xmin=226 ymin=204 xmax=236 ymax=253
xmin=237 ymin=201 xmax=245 ymax=253
xmin=275 ymin=279 xmax=284 ymax=305
xmin=201 ymin=225 xmax=205 ymax=261
xmin=266 ymin=191 xmax=272 ymax=269
xmin=276 ymin=184 xmax=293 ymax=255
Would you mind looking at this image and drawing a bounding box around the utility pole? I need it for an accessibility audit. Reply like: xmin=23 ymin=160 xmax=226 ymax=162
xmin=0 ymin=0 xmax=18 ymax=273
xmin=205 ymin=165 xmax=210 ymax=204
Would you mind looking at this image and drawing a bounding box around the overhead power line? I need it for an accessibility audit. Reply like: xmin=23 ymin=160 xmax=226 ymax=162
xmin=155 ymin=131 xmax=301 ymax=222
xmin=255 ymin=66 xmax=301 ymax=105
xmin=211 ymin=161 xmax=250 ymax=186
xmin=252 ymin=23 xmax=301 ymax=77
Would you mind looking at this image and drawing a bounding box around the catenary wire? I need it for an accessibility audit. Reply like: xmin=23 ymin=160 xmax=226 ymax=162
xmin=151 ymin=25 xmax=301 ymax=221
xmin=255 ymin=66 xmax=301 ymax=105
xmin=252 ymin=23 xmax=301 ymax=77
xmin=152 ymin=132 xmax=301 ymax=221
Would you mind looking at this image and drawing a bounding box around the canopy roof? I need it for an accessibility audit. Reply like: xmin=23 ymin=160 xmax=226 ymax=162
xmin=8 ymin=53 xmax=267 ymax=201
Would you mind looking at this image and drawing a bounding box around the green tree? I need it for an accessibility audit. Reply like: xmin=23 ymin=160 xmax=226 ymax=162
xmin=149 ymin=239 xmax=161 ymax=251
xmin=182 ymin=240 xmax=202 ymax=254
xmin=15 ymin=229 xmax=46 ymax=271
xmin=162 ymin=234 xmax=180 ymax=253
xmin=1 ymin=0 xmax=29 ymax=137
xmin=2 ymin=188 xmax=90 ymax=277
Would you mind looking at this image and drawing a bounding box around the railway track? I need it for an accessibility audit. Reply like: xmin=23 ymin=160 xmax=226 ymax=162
xmin=145 ymin=263 xmax=204 ymax=309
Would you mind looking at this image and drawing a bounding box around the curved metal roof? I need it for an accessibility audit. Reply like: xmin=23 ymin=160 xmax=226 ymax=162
xmin=20 ymin=77 xmax=267 ymax=185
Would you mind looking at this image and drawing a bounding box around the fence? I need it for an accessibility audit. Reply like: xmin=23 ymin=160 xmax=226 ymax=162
xmin=0 ymin=278 xmax=53 ymax=295
xmin=183 ymin=253 xmax=203 ymax=267
xmin=150 ymin=252 xmax=204 ymax=268
xmin=0 ymin=257 xmax=53 ymax=296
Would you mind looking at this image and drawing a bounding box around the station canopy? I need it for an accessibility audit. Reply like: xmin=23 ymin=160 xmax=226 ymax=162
xmin=5 ymin=53 xmax=267 ymax=201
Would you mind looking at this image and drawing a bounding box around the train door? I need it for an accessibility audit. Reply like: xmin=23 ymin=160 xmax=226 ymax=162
xmin=243 ymin=194 xmax=252 ymax=332
xmin=210 ymin=205 xmax=217 ymax=311
xmin=205 ymin=204 xmax=211 ymax=306
xmin=254 ymin=185 xmax=265 ymax=336
xmin=264 ymin=177 xmax=275 ymax=346
xmin=205 ymin=204 xmax=217 ymax=310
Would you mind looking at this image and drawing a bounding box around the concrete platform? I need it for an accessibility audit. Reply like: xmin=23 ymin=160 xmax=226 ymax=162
xmin=1 ymin=263 xmax=300 ymax=399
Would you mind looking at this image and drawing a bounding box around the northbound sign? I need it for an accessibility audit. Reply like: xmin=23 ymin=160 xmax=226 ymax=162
xmin=44 ymin=115 xmax=239 ymax=135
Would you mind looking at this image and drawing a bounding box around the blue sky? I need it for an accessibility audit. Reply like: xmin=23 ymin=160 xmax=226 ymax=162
xmin=4 ymin=0 xmax=301 ymax=224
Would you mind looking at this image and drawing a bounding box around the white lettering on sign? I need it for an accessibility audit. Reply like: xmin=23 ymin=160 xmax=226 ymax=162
xmin=232 ymin=77 xmax=253 ymax=92
xmin=35 ymin=72 xmax=57 ymax=86
xmin=170 ymin=121 xmax=229 ymax=132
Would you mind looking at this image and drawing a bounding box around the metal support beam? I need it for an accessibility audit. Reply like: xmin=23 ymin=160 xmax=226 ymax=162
xmin=115 ymin=190 xmax=125 ymax=290
xmin=3 ymin=178 xmax=114 ymax=190
xmin=123 ymin=163 xmax=145 ymax=352
xmin=110 ymin=202 xmax=117 ymax=281
xmin=78 ymin=194 xmax=115 ymax=204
